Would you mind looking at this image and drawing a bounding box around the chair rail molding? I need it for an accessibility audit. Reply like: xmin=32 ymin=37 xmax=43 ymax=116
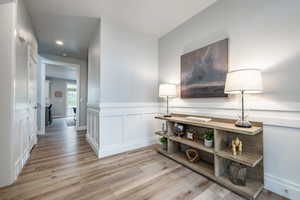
xmin=165 ymin=100 xmax=300 ymax=129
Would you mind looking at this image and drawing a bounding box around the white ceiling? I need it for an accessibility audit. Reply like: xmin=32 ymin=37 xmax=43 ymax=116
xmin=25 ymin=0 xmax=216 ymax=59
xmin=46 ymin=64 xmax=77 ymax=80
xmin=28 ymin=12 xmax=100 ymax=59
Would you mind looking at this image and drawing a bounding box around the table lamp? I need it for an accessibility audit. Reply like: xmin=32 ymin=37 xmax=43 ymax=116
xmin=225 ymin=68 xmax=263 ymax=128
xmin=159 ymin=84 xmax=177 ymax=117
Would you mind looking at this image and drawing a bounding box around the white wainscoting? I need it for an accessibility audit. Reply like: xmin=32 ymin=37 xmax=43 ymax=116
xmin=14 ymin=105 xmax=37 ymax=180
xmin=87 ymin=106 xmax=100 ymax=157
xmin=164 ymin=100 xmax=300 ymax=199
xmin=99 ymin=103 xmax=160 ymax=157
xmin=86 ymin=103 xmax=160 ymax=158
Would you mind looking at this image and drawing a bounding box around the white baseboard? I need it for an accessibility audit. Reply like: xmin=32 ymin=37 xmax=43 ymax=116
xmin=14 ymin=145 xmax=32 ymax=181
xmin=77 ymin=126 xmax=87 ymax=131
xmin=86 ymin=134 xmax=99 ymax=157
xmin=100 ymin=138 xmax=157 ymax=158
xmin=265 ymin=174 xmax=300 ymax=200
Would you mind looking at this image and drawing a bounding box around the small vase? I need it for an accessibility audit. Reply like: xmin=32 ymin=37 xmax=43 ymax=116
xmin=204 ymin=139 xmax=213 ymax=148
xmin=162 ymin=143 xmax=167 ymax=150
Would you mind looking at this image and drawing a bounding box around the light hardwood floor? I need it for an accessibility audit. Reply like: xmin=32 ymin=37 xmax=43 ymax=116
xmin=0 ymin=127 xmax=287 ymax=200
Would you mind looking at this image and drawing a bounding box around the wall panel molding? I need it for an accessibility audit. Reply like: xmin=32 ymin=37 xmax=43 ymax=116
xmin=14 ymin=106 xmax=36 ymax=181
xmin=86 ymin=102 xmax=160 ymax=158
xmin=86 ymin=107 xmax=100 ymax=157
xmin=165 ymin=101 xmax=300 ymax=129
xmin=265 ymin=173 xmax=300 ymax=199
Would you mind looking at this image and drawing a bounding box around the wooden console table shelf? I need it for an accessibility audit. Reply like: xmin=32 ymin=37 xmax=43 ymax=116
xmin=169 ymin=135 xmax=214 ymax=154
xmin=216 ymin=149 xmax=263 ymax=167
xmin=155 ymin=114 xmax=264 ymax=200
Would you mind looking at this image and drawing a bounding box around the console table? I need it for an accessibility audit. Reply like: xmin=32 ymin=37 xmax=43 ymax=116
xmin=155 ymin=114 xmax=263 ymax=200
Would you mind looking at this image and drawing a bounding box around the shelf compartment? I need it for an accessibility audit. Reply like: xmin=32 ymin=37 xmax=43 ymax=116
xmin=217 ymin=175 xmax=263 ymax=200
xmin=156 ymin=147 xmax=215 ymax=180
xmin=168 ymin=135 xmax=214 ymax=154
xmin=216 ymin=150 xmax=263 ymax=168
xmin=155 ymin=131 xmax=168 ymax=137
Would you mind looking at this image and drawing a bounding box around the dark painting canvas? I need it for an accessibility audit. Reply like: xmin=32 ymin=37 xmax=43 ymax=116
xmin=181 ymin=39 xmax=228 ymax=98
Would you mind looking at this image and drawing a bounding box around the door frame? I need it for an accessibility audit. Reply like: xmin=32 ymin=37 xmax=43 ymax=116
xmin=38 ymin=58 xmax=81 ymax=135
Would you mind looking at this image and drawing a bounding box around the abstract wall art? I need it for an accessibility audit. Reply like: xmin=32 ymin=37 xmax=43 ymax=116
xmin=181 ymin=39 xmax=228 ymax=98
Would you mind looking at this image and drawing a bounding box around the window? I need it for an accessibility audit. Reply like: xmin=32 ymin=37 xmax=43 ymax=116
xmin=67 ymin=83 xmax=77 ymax=116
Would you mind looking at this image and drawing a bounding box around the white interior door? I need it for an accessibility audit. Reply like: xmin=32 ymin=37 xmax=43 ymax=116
xmin=27 ymin=44 xmax=38 ymax=143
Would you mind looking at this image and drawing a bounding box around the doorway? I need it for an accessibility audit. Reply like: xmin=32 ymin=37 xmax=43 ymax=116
xmin=38 ymin=58 xmax=81 ymax=133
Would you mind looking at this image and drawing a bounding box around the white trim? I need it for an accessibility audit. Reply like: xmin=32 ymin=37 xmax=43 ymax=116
xmin=100 ymin=102 xmax=159 ymax=117
xmin=87 ymin=102 xmax=100 ymax=108
xmin=39 ymin=57 xmax=81 ymax=134
xmin=265 ymin=173 xmax=300 ymax=199
xmin=168 ymin=101 xmax=300 ymax=112
xmin=89 ymin=101 xmax=300 ymax=128
xmin=14 ymin=130 xmax=36 ymax=181
xmin=166 ymin=101 xmax=300 ymax=129
xmin=86 ymin=133 xmax=99 ymax=157
xmin=76 ymin=126 xmax=87 ymax=131
xmin=100 ymin=102 xmax=159 ymax=109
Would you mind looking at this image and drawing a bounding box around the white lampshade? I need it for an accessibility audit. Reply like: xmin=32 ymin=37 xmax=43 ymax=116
xmin=225 ymin=68 xmax=263 ymax=94
xmin=159 ymin=84 xmax=177 ymax=97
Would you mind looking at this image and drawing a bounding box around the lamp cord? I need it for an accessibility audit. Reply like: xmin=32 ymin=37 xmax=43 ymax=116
xmin=241 ymin=90 xmax=244 ymax=121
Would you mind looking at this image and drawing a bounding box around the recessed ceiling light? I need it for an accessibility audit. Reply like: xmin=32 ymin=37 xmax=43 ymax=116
xmin=56 ymin=40 xmax=64 ymax=46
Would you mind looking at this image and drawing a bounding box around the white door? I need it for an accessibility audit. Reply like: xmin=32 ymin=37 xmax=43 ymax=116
xmin=27 ymin=44 xmax=38 ymax=145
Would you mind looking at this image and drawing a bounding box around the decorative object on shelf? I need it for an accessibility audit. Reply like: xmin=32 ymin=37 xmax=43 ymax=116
xmin=185 ymin=148 xmax=200 ymax=163
xmin=225 ymin=68 xmax=263 ymax=128
xmin=186 ymin=131 xmax=194 ymax=140
xmin=181 ymin=39 xmax=228 ymax=98
xmin=174 ymin=123 xmax=185 ymax=137
xmin=204 ymin=130 xmax=214 ymax=147
xmin=161 ymin=122 xmax=167 ymax=133
xmin=232 ymin=137 xmax=243 ymax=156
xmin=185 ymin=126 xmax=205 ymax=142
xmin=160 ymin=137 xmax=168 ymax=150
xmin=229 ymin=162 xmax=247 ymax=186
xmin=159 ymin=83 xmax=177 ymax=117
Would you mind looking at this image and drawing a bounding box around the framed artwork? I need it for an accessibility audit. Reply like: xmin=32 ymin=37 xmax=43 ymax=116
xmin=55 ymin=91 xmax=63 ymax=98
xmin=181 ymin=39 xmax=229 ymax=98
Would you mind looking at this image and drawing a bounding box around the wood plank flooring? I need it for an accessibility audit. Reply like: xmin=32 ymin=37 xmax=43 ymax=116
xmin=0 ymin=127 xmax=287 ymax=200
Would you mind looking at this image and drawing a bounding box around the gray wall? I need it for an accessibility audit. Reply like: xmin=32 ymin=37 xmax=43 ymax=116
xmin=15 ymin=0 xmax=37 ymax=106
xmin=0 ymin=1 xmax=15 ymax=187
xmin=40 ymin=54 xmax=88 ymax=127
xmin=159 ymin=0 xmax=300 ymax=104
xmin=87 ymin=21 xmax=101 ymax=105
xmin=100 ymin=18 xmax=159 ymax=103
xmin=159 ymin=0 xmax=300 ymax=198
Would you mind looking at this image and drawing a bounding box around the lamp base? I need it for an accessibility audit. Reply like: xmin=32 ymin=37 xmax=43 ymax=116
xmin=235 ymin=120 xmax=252 ymax=128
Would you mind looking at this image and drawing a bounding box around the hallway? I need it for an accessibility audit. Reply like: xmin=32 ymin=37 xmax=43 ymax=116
xmin=46 ymin=118 xmax=76 ymax=131
xmin=0 ymin=128 xmax=286 ymax=200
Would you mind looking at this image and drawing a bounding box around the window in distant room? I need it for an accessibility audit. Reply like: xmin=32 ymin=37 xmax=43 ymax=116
xmin=66 ymin=82 xmax=77 ymax=117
